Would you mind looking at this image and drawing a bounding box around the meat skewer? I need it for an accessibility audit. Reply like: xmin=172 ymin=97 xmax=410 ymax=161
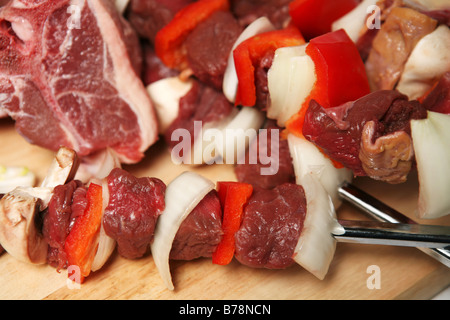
xmin=338 ymin=182 xmax=450 ymax=268
xmin=334 ymin=219 xmax=450 ymax=249
xmin=0 ymin=147 xmax=448 ymax=290
xmin=0 ymin=0 xmax=449 ymax=295
xmin=2 ymin=0 xmax=445 ymax=221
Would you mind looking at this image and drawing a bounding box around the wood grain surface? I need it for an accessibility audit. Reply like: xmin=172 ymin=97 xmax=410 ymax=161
xmin=0 ymin=117 xmax=449 ymax=300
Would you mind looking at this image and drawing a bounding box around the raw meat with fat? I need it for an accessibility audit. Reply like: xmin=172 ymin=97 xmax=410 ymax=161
xmin=0 ymin=0 xmax=158 ymax=163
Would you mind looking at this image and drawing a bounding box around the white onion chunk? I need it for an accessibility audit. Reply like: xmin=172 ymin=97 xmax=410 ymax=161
xmin=287 ymin=134 xmax=353 ymax=209
xmin=151 ymin=172 xmax=215 ymax=290
xmin=293 ymin=174 xmax=343 ymax=280
xmin=411 ymin=111 xmax=450 ymax=219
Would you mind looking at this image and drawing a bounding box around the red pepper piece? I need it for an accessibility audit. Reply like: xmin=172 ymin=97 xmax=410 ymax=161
xmin=233 ymin=25 xmax=305 ymax=107
xmin=289 ymin=0 xmax=359 ymax=40
xmin=286 ymin=29 xmax=370 ymax=138
xmin=65 ymin=183 xmax=103 ymax=283
xmin=212 ymin=181 xmax=253 ymax=266
xmin=154 ymin=0 xmax=230 ymax=70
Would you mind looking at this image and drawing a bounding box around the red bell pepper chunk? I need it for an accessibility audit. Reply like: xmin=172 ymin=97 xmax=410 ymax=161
xmin=286 ymin=29 xmax=370 ymax=138
xmin=234 ymin=25 xmax=305 ymax=107
xmin=65 ymin=183 xmax=103 ymax=283
xmin=212 ymin=181 xmax=253 ymax=266
xmin=289 ymin=0 xmax=359 ymax=40
xmin=154 ymin=0 xmax=230 ymax=70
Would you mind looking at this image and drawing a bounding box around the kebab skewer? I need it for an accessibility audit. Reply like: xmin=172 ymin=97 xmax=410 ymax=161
xmin=1 ymin=147 xmax=449 ymax=290
xmin=0 ymin=0 xmax=447 ymax=220
xmin=142 ymin=0 xmax=449 ymax=220
xmin=0 ymin=0 xmax=449 ymax=291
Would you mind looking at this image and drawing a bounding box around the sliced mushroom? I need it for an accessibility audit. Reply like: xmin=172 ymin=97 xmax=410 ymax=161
xmin=0 ymin=187 xmax=49 ymax=264
xmin=0 ymin=147 xmax=80 ymax=264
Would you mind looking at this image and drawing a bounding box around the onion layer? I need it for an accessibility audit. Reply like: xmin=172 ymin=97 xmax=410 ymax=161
xmin=151 ymin=172 xmax=215 ymax=290
xmin=293 ymin=174 xmax=344 ymax=280
xmin=113 ymin=0 xmax=130 ymax=14
xmin=219 ymin=107 xmax=265 ymax=163
xmin=191 ymin=107 xmax=265 ymax=165
xmin=397 ymin=25 xmax=450 ymax=100
xmin=146 ymin=77 xmax=193 ymax=135
xmin=411 ymin=111 xmax=450 ymax=219
xmin=287 ymin=134 xmax=353 ymax=209
xmin=331 ymin=0 xmax=378 ymax=42
xmin=190 ymin=109 xmax=238 ymax=165
xmin=267 ymin=44 xmax=316 ymax=127
xmin=75 ymin=148 xmax=122 ymax=183
xmin=91 ymin=179 xmax=116 ymax=272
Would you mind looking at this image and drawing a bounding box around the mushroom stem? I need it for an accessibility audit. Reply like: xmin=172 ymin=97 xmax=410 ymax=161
xmin=41 ymin=147 xmax=79 ymax=189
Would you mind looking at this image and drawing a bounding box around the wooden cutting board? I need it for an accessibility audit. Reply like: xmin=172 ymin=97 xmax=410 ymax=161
xmin=0 ymin=117 xmax=449 ymax=300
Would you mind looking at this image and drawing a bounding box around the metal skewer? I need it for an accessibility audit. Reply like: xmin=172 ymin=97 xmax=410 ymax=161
xmin=334 ymin=219 xmax=450 ymax=249
xmin=338 ymin=182 xmax=450 ymax=268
